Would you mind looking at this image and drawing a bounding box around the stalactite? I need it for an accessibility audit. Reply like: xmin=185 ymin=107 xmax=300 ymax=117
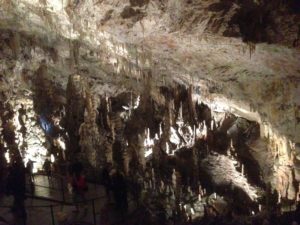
xmin=188 ymin=85 xmax=197 ymax=124
xmin=162 ymin=96 xmax=172 ymax=146
xmin=248 ymin=42 xmax=256 ymax=59
xmin=141 ymin=70 xmax=152 ymax=112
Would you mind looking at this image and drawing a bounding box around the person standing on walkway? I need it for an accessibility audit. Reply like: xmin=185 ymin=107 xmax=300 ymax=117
xmin=101 ymin=163 xmax=112 ymax=201
xmin=111 ymin=169 xmax=128 ymax=212
xmin=26 ymin=159 xmax=34 ymax=184
xmin=43 ymin=158 xmax=52 ymax=183
xmin=6 ymin=158 xmax=27 ymax=225
xmin=72 ymin=170 xmax=88 ymax=212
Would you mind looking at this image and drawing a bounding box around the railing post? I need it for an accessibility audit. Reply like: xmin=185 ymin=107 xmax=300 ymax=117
xmin=92 ymin=199 xmax=96 ymax=225
xmin=60 ymin=177 xmax=65 ymax=202
xmin=50 ymin=205 xmax=55 ymax=225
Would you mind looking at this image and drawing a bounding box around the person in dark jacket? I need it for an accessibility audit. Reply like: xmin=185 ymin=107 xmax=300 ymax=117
xmin=7 ymin=159 xmax=27 ymax=224
xmin=26 ymin=159 xmax=34 ymax=183
xmin=111 ymin=169 xmax=128 ymax=212
xmin=43 ymin=158 xmax=52 ymax=181
xmin=101 ymin=163 xmax=112 ymax=201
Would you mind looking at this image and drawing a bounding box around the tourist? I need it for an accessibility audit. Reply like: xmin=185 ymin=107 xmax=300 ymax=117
xmin=71 ymin=160 xmax=83 ymax=177
xmin=26 ymin=159 xmax=34 ymax=183
xmin=6 ymin=158 xmax=27 ymax=224
xmin=26 ymin=159 xmax=35 ymax=194
xmin=72 ymin=169 xmax=88 ymax=212
xmin=111 ymin=169 xmax=128 ymax=212
xmin=43 ymin=158 xmax=52 ymax=182
xmin=101 ymin=163 xmax=112 ymax=201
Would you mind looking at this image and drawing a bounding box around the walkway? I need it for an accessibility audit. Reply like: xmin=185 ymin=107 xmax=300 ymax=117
xmin=0 ymin=174 xmax=136 ymax=225
xmin=26 ymin=174 xmax=105 ymax=203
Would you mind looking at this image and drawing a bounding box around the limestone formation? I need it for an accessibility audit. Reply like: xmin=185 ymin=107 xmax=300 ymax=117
xmin=0 ymin=1 xmax=299 ymax=223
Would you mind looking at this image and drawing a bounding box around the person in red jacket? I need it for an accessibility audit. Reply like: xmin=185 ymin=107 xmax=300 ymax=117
xmin=72 ymin=170 xmax=88 ymax=212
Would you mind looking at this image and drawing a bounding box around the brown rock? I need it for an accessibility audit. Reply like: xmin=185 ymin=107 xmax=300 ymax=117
xmin=129 ymin=0 xmax=149 ymax=7
xmin=121 ymin=6 xmax=138 ymax=19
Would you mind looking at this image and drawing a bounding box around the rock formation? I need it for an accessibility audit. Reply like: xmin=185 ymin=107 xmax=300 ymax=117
xmin=0 ymin=1 xmax=299 ymax=221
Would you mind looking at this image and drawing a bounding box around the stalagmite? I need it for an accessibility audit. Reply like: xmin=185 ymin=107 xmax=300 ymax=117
xmin=152 ymin=168 xmax=156 ymax=188
xmin=191 ymin=208 xmax=195 ymax=215
xmin=227 ymin=147 xmax=231 ymax=156
xmin=187 ymin=186 xmax=192 ymax=195
xmin=166 ymin=185 xmax=170 ymax=194
xmin=138 ymin=134 xmax=146 ymax=168
xmin=241 ymin=164 xmax=244 ymax=175
xmin=179 ymin=102 xmax=183 ymax=120
xmin=166 ymin=142 xmax=170 ymax=154
xmin=230 ymin=139 xmax=234 ymax=149
xmin=198 ymin=184 xmax=202 ymax=195
xmin=123 ymin=150 xmax=129 ymax=175
xmin=159 ymin=122 xmax=163 ymax=137
xmin=213 ymin=192 xmax=217 ymax=199
xmin=171 ymin=190 xmax=175 ymax=201
xmin=172 ymin=168 xmax=177 ymax=189
xmin=160 ymin=180 xmax=165 ymax=192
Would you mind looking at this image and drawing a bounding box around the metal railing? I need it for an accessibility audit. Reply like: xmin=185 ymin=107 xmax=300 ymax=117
xmin=26 ymin=172 xmax=68 ymax=203
xmin=1 ymin=173 xmax=106 ymax=225
xmin=0 ymin=197 xmax=103 ymax=225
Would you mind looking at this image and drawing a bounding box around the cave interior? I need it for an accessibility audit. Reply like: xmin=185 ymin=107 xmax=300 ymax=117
xmin=0 ymin=0 xmax=300 ymax=225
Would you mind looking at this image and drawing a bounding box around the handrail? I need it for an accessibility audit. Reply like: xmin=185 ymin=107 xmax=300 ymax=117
xmin=0 ymin=195 xmax=106 ymax=209
xmin=0 ymin=203 xmax=61 ymax=208
xmin=0 ymin=196 xmax=106 ymax=225
xmin=1 ymin=171 xmax=112 ymax=225
xmin=33 ymin=172 xmax=67 ymax=179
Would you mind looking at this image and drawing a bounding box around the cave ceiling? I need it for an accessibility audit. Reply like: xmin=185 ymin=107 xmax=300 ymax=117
xmin=0 ymin=0 xmax=299 ymax=144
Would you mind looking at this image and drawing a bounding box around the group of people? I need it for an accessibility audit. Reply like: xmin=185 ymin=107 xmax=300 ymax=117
xmin=2 ymin=156 xmax=131 ymax=224
xmin=1 ymin=156 xmax=55 ymax=225
xmin=68 ymin=161 xmax=88 ymax=212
